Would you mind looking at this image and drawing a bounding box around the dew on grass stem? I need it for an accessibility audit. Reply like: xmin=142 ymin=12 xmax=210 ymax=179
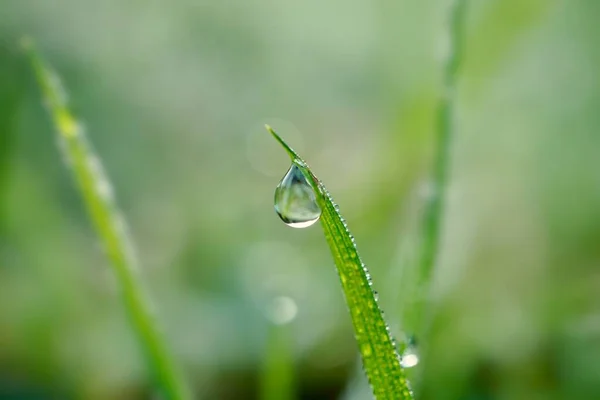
xmin=400 ymin=345 xmax=419 ymax=368
xmin=274 ymin=164 xmax=321 ymax=228
xmin=267 ymin=125 xmax=414 ymax=399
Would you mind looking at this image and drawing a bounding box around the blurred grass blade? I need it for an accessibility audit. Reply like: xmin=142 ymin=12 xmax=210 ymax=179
xmin=23 ymin=39 xmax=191 ymax=400
xmin=267 ymin=125 xmax=413 ymax=400
xmin=399 ymin=0 xmax=468 ymax=341
xmin=260 ymin=321 xmax=295 ymax=400
xmin=0 ymin=41 xmax=25 ymax=234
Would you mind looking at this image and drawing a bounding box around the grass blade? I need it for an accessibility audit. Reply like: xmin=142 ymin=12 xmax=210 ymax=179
xmin=266 ymin=125 xmax=413 ymax=400
xmin=402 ymin=0 xmax=468 ymax=339
xmin=0 ymin=41 xmax=25 ymax=233
xmin=260 ymin=322 xmax=295 ymax=400
xmin=422 ymin=0 xmax=467 ymax=294
xmin=22 ymin=39 xmax=190 ymax=400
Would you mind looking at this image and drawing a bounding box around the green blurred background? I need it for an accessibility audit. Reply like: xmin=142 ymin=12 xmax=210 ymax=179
xmin=1 ymin=0 xmax=599 ymax=399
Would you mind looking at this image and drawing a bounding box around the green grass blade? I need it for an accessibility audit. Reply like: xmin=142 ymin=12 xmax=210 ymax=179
xmin=260 ymin=322 xmax=295 ymax=400
xmin=23 ymin=39 xmax=191 ymax=400
xmin=399 ymin=0 xmax=469 ymax=342
xmin=0 ymin=42 xmax=25 ymax=234
xmin=266 ymin=125 xmax=413 ymax=400
xmin=422 ymin=0 xmax=467 ymax=292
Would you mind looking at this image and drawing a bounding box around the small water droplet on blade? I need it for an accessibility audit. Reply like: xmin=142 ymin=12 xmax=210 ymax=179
xmin=274 ymin=164 xmax=321 ymax=228
xmin=400 ymin=337 xmax=419 ymax=368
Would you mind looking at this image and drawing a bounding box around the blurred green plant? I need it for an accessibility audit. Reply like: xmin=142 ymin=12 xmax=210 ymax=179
xmin=22 ymin=39 xmax=191 ymax=400
xmin=260 ymin=320 xmax=295 ymax=400
xmin=267 ymin=125 xmax=413 ymax=400
xmin=0 ymin=43 xmax=25 ymax=234
xmin=404 ymin=0 xmax=468 ymax=338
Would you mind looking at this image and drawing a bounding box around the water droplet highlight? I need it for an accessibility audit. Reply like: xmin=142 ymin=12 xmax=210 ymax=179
xmin=400 ymin=337 xmax=419 ymax=368
xmin=274 ymin=164 xmax=321 ymax=228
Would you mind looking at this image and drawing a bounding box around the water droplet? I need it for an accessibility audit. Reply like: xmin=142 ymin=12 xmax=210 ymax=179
xmin=274 ymin=164 xmax=321 ymax=228
xmin=400 ymin=337 xmax=419 ymax=368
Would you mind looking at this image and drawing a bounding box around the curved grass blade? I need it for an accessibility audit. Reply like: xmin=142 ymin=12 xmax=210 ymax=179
xmin=266 ymin=125 xmax=413 ymax=400
xmin=22 ymin=39 xmax=191 ymax=400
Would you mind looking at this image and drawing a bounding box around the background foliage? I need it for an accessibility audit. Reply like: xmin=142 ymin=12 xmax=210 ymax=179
xmin=1 ymin=1 xmax=599 ymax=399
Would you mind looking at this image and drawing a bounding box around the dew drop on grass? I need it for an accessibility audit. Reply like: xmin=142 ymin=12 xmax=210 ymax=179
xmin=274 ymin=164 xmax=321 ymax=228
xmin=400 ymin=337 xmax=419 ymax=368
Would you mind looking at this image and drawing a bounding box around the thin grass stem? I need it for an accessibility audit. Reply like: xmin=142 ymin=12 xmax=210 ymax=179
xmin=22 ymin=38 xmax=191 ymax=400
xmin=403 ymin=0 xmax=469 ymax=338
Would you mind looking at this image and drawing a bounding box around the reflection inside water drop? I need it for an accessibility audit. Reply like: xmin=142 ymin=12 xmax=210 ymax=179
xmin=274 ymin=164 xmax=321 ymax=228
